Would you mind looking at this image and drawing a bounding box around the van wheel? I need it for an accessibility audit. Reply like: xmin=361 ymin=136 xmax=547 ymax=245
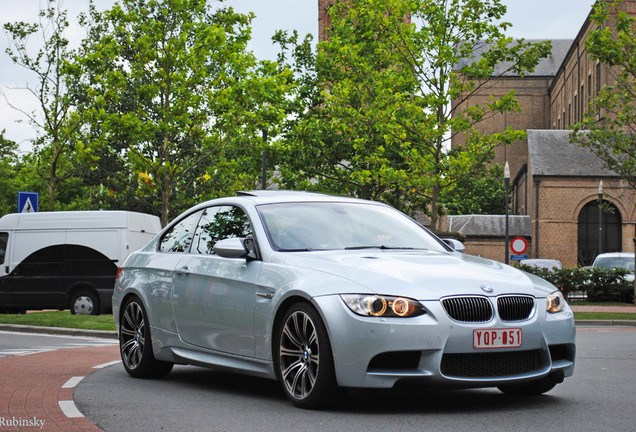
xmin=70 ymin=291 xmax=99 ymax=315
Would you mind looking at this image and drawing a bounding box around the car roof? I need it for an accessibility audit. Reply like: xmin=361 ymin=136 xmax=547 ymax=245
xmin=234 ymin=190 xmax=377 ymax=205
xmin=176 ymin=191 xmax=385 ymax=218
xmin=594 ymin=252 xmax=635 ymax=258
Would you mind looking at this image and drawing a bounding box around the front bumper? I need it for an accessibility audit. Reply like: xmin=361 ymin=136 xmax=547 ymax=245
xmin=313 ymin=295 xmax=575 ymax=389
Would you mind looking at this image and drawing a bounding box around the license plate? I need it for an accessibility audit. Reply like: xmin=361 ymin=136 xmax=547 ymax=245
xmin=473 ymin=328 xmax=522 ymax=349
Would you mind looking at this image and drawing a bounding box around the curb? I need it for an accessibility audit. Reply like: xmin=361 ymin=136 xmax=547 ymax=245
xmin=0 ymin=323 xmax=118 ymax=339
xmin=575 ymin=320 xmax=636 ymax=327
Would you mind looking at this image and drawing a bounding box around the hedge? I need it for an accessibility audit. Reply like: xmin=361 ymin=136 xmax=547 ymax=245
xmin=518 ymin=265 xmax=634 ymax=303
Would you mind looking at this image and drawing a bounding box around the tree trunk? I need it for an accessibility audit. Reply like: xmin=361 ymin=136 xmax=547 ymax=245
xmin=48 ymin=165 xmax=57 ymax=211
xmin=430 ymin=185 xmax=440 ymax=232
xmin=161 ymin=185 xmax=170 ymax=227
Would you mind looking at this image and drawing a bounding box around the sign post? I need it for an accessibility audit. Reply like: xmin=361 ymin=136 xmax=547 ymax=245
xmin=18 ymin=192 xmax=38 ymax=213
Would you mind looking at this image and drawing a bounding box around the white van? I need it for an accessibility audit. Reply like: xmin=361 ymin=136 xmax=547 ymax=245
xmin=0 ymin=211 xmax=161 ymax=315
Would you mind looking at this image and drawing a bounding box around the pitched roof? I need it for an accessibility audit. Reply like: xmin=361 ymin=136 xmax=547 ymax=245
xmin=527 ymin=129 xmax=618 ymax=177
xmin=455 ymin=39 xmax=573 ymax=77
xmin=447 ymin=215 xmax=532 ymax=237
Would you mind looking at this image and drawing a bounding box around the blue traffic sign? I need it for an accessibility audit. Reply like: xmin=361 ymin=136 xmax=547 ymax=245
xmin=18 ymin=191 xmax=38 ymax=213
xmin=511 ymin=254 xmax=528 ymax=261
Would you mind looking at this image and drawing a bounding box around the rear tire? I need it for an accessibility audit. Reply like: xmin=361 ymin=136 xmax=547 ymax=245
xmin=119 ymin=296 xmax=173 ymax=378
xmin=274 ymin=302 xmax=337 ymax=409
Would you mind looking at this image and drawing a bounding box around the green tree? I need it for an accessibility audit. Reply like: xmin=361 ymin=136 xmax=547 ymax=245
xmin=76 ymin=0 xmax=292 ymax=225
xmin=0 ymin=132 xmax=21 ymax=216
xmin=440 ymin=164 xmax=507 ymax=215
xmin=3 ymin=0 xmax=84 ymax=211
xmin=572 ymin=0 xmax=635 ymax=189
xmin=278 ymin=0 xmax=549 ymax=228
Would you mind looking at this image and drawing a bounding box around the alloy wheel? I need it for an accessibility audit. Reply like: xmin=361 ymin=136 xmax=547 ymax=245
xmin=279 ymin=310 xmax=320 ymax=400
xmin=120 ymin=300 xmax=145 ymax=370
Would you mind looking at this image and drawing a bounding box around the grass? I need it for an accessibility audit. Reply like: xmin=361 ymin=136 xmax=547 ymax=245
xmin=0 ymin=307 xmax=634 ymax=331
xmin=568 ymin=301 xmax=633 ymax=306
xmin=573 ymin=312 xmax=636 ymax=321
xmin=0 ymin=310 xmax=116 ymax=331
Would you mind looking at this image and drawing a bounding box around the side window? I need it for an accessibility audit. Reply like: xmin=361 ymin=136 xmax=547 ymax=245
xmin=0 ymin=232 xmax=7 ymax=264
xmin=192 ymin=206 xmax=252 ymax=255
xmin=159 ymin=211 xmax=202 ymax=253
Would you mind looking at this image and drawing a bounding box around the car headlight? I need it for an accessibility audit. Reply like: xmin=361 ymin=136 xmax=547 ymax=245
xmin=546 ymin=290 xmax=565 ymax=313
xmin=340 ymin=294 xmax=426 ymax=318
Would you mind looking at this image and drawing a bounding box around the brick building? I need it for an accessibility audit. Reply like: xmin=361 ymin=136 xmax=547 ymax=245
xmin=317 ymin=1 xmax=635 ymax=266
xmin=450 ymin=0 xmax=636 ymax=266
xmin=318 ymin=0 xmax=335 ymax=42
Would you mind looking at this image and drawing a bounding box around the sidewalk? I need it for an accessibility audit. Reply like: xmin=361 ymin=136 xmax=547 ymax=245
xmin=569 ymin=304 xmax=636 ymax=313
xmin=0 ymin=344 xmax=119 ymax=432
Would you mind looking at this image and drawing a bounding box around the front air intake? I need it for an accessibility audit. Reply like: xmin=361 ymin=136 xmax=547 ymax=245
xmin=497 ymin=296 xmax=535 ymax=321
xmin=441 ymin=296 xmax=493 ymax=323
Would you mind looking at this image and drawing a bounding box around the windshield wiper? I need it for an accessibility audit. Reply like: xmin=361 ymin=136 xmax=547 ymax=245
xmin=345 ymin=245 xmax=426 ymax=251
xmin=277 ymin=248 xmax=317 ymax=252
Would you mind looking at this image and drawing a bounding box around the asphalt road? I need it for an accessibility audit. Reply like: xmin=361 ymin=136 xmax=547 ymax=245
xmin=0 ymin=330 xmax=116 ymax=358
xmin=74 ymin=326 xmax=636 ymax=432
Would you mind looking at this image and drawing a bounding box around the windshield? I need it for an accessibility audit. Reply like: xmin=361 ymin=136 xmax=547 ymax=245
xmin=257 ymin=202 xmax=447 ymax=252
xmin=594 ymin=256 xmax=635 ymax=273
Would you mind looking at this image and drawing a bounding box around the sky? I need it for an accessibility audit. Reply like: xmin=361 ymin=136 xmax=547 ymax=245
xmin=0 ymin=0 xmax=594 ymax=149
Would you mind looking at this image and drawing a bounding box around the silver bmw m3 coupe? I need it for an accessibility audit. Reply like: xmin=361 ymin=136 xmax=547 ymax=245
xmin=112 ymin=191 xmax=575 ymax=408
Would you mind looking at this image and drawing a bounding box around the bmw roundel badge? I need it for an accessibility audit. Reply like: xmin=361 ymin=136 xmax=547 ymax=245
xmin=480 ymin=284 xmax=494 ymax=293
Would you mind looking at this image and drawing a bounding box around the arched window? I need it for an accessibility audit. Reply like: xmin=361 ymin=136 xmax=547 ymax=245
xmin=577 ymin=200 xmax=622 ymax=266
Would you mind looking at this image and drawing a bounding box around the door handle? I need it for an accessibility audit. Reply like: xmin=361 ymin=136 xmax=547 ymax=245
xmin=176 ymin=266 xmax=190 ymax=277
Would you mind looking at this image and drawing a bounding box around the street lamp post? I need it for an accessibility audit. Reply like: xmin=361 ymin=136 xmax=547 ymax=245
xmin=504 ymin=162 xmax=510 ymax=265
xmin=598 ymin=180 xmax=603 ymax=255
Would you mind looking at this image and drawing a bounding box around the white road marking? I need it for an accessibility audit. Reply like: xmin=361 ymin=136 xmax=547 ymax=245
xmin=93 ymin=359 xmax=122 ymax=369
xmin=58 ymin=400 xmax=83 ymax=418
xmin=62 ymin=376 xmax=85 ymax=389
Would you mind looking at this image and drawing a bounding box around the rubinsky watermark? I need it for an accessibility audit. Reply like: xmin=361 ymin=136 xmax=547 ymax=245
xmin=0 ymin=416 xmax=46 ymax=429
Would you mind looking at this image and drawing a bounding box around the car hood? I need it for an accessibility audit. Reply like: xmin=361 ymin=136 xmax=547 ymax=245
xmin=274 ymin=250 xmax=555 ymax=300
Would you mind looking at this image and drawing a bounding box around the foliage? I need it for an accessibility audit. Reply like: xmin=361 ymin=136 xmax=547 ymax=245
xmin=440 ymin=164 xmax=507 ymax=215
xmin=571 ymin=0 xmax=636 ymax=190
xmin=0 ymin=132 xmax=21 ymax=215
xmin=3 ymin=0 xmax=84 ymax=211
xmin=277 ymin=0 xmax=550 ymax=225
xmin=74 ymin=0 xmax=294 ymax=225
xmin=519 ymin=264 xmax=633 ymax=303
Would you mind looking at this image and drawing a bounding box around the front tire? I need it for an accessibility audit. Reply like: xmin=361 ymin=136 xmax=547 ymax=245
xmin=119 ymin=296 xmax=173 ymax=378
xmin=275 ymin=302 xmax=337 ymax=409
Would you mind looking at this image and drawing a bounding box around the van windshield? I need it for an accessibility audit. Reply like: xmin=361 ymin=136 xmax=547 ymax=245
xmin=0 ymin=232 xmax=7 ymax=264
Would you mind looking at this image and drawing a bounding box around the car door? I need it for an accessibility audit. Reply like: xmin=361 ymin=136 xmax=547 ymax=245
xmin=172 ymin=205 xmax=259 ymax=357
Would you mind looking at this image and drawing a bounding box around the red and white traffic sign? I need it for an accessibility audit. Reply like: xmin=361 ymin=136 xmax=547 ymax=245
xmin=510 ymin=237 xmax=528 ymax=255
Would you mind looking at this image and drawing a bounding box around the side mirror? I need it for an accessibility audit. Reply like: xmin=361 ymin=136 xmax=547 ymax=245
xmin=443 ymin=238 xmax=466 ymax=253
xmin=214 ymin=238 xmax=249 ymax=259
